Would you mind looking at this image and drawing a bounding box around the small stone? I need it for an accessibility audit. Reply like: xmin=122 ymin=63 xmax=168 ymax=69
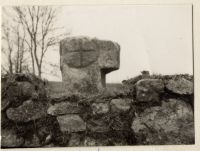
xmin=83 ymin=137 xmax=105 ymax=146
xmin=83 ymin=137 xmax=98 ymax=146
xmin=68 ymin=133 xmax=83 ymax=147
xmin=136 ymin=79 xmax=164 ymax=102
xmin=1 ymin=129 xmax=24 ymax=148
xmin=87 ymin=118 xmax=110 ymax=133
xmin=110 ymin=98 xmax=132 ymax=113
xmin=6 ymin=100 xmax=47 ymax=122
xmin=57 ymin=114 xmax=86 ymax=133
xmin=91 ymin=102 xmax=109 ymax=114
xmin=166 ymin=78 xmax=193 ymax=95
xmin=23 ymin=134 xmax=41 ymax=147
xmin=110 ymin=115 xmax=130 ymax=131
xmin=1 ymin=99 xmax=10 ymax=111
xmin=44 ymin=134 xmax=52 ymax=145
xmin=47 ymin=101 xmax=81 ymax=116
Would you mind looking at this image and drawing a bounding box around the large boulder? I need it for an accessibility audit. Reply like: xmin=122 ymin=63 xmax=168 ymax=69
xmin=166 ymin=77 xmax=193 ymax=95
xmin=60 ymin=36 xmax=120 ymax=93
xmin=1 ymin=129 xmax=24 ymax=148
xmin=57 ymin=114 xmax=86 ymax=133
xmin=136 ymin=79 xmax=164 ymax=103
xmin=6 ymin=100 xmax=47 ymax=122
xmin=131 ymin=99 xmax=194 ymax=144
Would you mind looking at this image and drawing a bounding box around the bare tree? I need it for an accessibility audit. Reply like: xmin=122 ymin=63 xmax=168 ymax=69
xmin=2 ymin=8 xmax=28 ymax=75
xmin=12 ymin=25 xmax=27 ymax=73
xmin=2 ymin=23 xmax=14 ymax=74
xmin=13 ymin=6 xmax=67 ymax=78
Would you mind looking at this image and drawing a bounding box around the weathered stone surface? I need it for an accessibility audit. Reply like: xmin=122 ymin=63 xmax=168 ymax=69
xmin=136 ymin=79 xmax=164 ymax=102
xmin=47 ymin=101 xmax=81 ymax=116
xmin=23 ymin=134 xmax=41 ymax=147
xmin=46 ymin=81 xmax=75 ymax=99
xmin=44 ymin=134 xmax=52 ymax=145
xmin=110 ymin=99 xmax=132 ymax=113
xmin=68 ymin=133 xmax=83 ymax=147
xmin=1 ymin=99 xmax=10 ymax=111
xmin=57 ymin=114 xmax=86 ymax=133
xmin=6 ymin=100 xmax=47 ymax=122
xmin=7 ymin=84 xmax=20 ymax=98
xmin=110 ymin=115 xmax=131 ymax=131
xmin=1 ymin=129 xmax=24 ymax=148
xmin=1 ymin=112 xmax=8 ymax=127
xmin=83 ymin=134 xmax=129 ymax=146
xmin=7 ymin=82 xmax=35 ymax=99
xmin=87 ymin=118 xmax=110 ymax=133
xmin=19 ymin=81 xmax=35 ymax=98
xmin=91 ymin=102 xmax=109 ymax=115
xmin=166 ymin=78 xmax=193 ymax=95
xmin=83 ymin=137 xmax=105 ymax=146
xmin=131 ymin=99 xmax=194 ymax=144
xmin=60 ymin=36 xmax=120 ymax=92
xmin=97 ymin=40 xmax=120 ymax=72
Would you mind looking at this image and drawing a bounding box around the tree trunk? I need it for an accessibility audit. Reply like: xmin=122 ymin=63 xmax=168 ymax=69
xmin=8 ymin=53 xmax=13 ymax=74
xmin=30 ymin=40 xmax=35 ymax=74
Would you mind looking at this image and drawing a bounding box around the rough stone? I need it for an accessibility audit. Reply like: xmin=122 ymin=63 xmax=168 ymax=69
xmin=23 ymin=134 xmax=41 ymax=147
xmin=68 ymin=133 xmax=83 ymax=147
xmin=7 ymin=82 xmax=35 ymax=99
xmin=131 ymin=99 xmax=194 ymax=144
xmin=60 ymin=36 xmax=120 ymax=92
xmin=91 ymin=102 xmax=109 ymax=115
xmin=18 ymin=81 xmax=36 ymax=99
xmin=110 ymin=99 xmax=132 ymax=113
xmin=110 ymin=115 xmax=131 ymax=131
xmin=1 ymin=129 xmax=24 ymax=148
xmin=47 ymin=101 xmax=81 ymax=116
xmin=6 ymin=100 xmax=47 ymax=122
xmin=166 ymin=78 xmax=193 ymax=95
xmin=44 ymin=134 xmax=52 ymax=145
xmin=87 ymin=118 xmax=110 ymax=133
xmin=83 ymin=137 xmax=106 ymax=146
xmin=1 ymin=99 xmax=10 ymax=111
xmin=136 ymin=79 xmax=164 ymax=102
xmin=57 ymin=114 xmax=86 ymax=133
xmin=46 ymin=81 xmax=75 ymax=99
xmin=7 ymin=84 xmax=21 ymax=98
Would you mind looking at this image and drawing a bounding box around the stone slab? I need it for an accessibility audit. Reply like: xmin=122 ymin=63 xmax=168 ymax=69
xmin=57 ymin=114 xmax=86 ymax=133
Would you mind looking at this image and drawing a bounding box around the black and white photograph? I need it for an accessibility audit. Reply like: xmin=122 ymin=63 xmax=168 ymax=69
xmin=1 ymin=2 xmax=197 ymax=149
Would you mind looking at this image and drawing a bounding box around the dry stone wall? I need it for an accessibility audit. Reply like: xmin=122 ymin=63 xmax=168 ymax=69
xmin=1 ymin=73 xmax=194 ymax=148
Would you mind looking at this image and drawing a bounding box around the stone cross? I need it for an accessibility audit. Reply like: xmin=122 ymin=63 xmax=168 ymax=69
xmin=60 ymin=36 xmax=120 ymax=93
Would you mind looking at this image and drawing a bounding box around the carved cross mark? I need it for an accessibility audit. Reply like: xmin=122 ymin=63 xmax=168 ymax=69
xmin=64 ymin=49 xmax=98 ymax=68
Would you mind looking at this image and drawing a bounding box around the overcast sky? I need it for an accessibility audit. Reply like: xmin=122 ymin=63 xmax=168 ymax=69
xmin=43 ymin=5 xmax=193 ymax=83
